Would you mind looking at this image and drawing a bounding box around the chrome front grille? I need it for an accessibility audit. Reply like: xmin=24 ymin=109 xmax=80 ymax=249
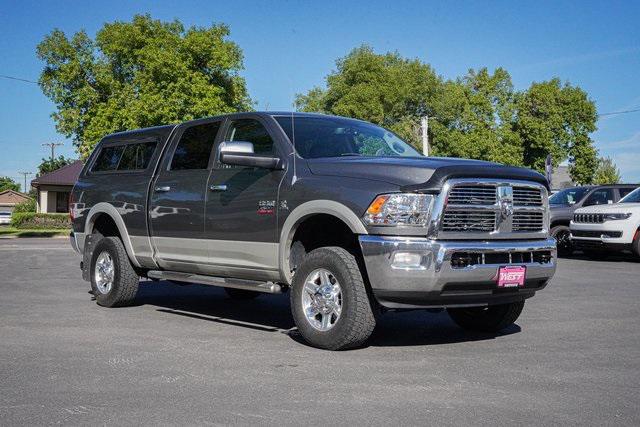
xmin=442 ymin=210 xmax=496 ymax=232
xmin=434 ymin=179 xmax=549 ymax=238
xmin=513 ymin=186 xmax=543 ymax=206
xmin=447 ymin=185 xmax=497 ymax=205
xmin=573 ymin=213 xmax=604 ymax=223
xmin=513 ymin=211 xmax=544 ymax=231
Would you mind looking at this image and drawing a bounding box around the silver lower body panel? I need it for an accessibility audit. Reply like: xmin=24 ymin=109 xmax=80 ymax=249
xmin=359 ymin=236 xmax=557 ymax=308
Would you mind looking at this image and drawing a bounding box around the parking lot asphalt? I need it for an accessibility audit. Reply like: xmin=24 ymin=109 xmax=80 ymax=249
xmin=0 ymin=238 xmax=639 ymax=426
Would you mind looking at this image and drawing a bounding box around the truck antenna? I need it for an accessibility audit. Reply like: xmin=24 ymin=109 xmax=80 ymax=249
xmin=291 ymin=108 xmax=297 ymax=185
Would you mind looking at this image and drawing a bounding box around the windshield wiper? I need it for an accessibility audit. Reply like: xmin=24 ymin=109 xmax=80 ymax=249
xmin=340 ymin=153 xmax=364 ymax=157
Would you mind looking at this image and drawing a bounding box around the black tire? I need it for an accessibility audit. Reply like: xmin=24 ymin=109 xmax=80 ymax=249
xmin=447 ymin=301 xmax=525 ymax=333
xmin=632 ymin=230 xmax=640 ymax=259
xmin=290 ymin=247 xmax=376 ymax=350
xmin=224 ymin=287 xmax=261 ymax=300
xmin=90 ymin=236 xmax=139 ymax=307
xmin=551 ymin=225 xmax=573 ymax=257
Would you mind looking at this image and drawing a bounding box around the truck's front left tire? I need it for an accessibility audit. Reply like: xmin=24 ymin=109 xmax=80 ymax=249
xmin=290 ymin=247 xmax=376 ymax=350
xmin=90 ymin=236 xmax=139 ymax=307
xmin=447 ymin=301 xmax=525 ymax=333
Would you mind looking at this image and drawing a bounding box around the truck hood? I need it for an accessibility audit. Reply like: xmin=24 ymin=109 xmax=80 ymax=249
xmin=575 ymin=203 xmax=640 ymax=214
xmin=306 ymin=156 xmax=549 ymax=191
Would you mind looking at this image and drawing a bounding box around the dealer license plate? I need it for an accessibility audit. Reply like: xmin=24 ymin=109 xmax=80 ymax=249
xmin=497 ymin=266 xmax=526 ymax=288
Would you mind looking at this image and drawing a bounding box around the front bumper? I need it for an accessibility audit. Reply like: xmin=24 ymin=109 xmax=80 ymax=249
xmin=359 ymin=236 xmax=557 ymax=309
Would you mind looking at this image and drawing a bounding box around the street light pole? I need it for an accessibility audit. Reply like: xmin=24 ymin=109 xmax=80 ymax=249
xmin=421 ymin=116 xmax=429 ymax=156
xmin=42 ymin=142 xmax=63 ymax=160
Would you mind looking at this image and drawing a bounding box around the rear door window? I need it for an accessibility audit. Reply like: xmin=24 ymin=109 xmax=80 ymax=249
xmin=170 ymin=122 xmax=221 ymax=170
xmin=93 ymin=146 xmax=125 ymax=172
xmin=118 ymin=141 xmax=157 ymax=170
xmin=584 ymin=188 xmax=614 ymax=206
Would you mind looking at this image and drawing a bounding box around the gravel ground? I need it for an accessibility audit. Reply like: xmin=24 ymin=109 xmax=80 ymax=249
xmin=0 ymin=238 xmax=638 ymax=426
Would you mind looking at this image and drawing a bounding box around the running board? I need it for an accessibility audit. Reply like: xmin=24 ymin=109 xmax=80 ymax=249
xmin=146 ymin=270 xmax=283 ymax=294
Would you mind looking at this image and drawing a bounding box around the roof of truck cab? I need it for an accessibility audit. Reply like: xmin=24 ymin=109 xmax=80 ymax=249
xmin=102 ymin=124 xmax=177 ymax=142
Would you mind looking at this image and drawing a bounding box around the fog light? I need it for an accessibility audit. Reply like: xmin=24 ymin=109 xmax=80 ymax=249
xmin=391 ymin=252 xmax=423 ymax=269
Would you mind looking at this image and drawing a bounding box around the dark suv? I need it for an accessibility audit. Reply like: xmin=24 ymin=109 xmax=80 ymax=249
xmin=549 ymin=184 xmax=639 ymax=255
xmin=70 ymin=112 xmax=557 ymax=350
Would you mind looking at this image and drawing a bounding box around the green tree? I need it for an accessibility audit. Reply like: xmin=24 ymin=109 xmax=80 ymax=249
xmin=38 ymin=155 xmax=74 ymax=176
xmin=515 ymin=79 xmax=598 ymax=181
xmin=297 ymin=46 xmax=599 ymax=177
xmin=429 ymin=68 xmax=523 ymax=166
xmin=593 ymin=156 xmax=621 ymax=184
xmin=0 ymin=177 xmax=21 ymax=192
xmin=295 ymin=45 xmax=440 ymax=148
xmin=37 ymin=14 xmax=252 ymax=158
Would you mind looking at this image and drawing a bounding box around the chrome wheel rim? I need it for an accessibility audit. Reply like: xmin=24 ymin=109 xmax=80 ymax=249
xmin=94 ymin=251 xmax=114 ymax=294
xmin=301 ymin=268 xmax=342 ymax=331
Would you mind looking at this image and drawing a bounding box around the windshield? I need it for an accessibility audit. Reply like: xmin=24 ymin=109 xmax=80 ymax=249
xmin=620 ymin=187 xmax=640 ymax=203
xmin=549 ymin=187 xmax=590 ymax=205
xmin=274 ymin=116 xmax=421 ymax=159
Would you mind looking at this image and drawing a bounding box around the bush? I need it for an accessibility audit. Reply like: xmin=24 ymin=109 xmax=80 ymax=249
xmin=10 ymin=213 xmax=70 ymax=229
xmin=13 ymin=198 xmax=36 ymax=213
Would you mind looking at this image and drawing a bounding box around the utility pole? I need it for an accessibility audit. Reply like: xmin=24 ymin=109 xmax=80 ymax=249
xmin=42 ymin=142 xmax=63 ymax=160
xmin=421 ymin=116 xmax=429 ymax=156
xmin=17 ymin=172 xmax=33 ymax=194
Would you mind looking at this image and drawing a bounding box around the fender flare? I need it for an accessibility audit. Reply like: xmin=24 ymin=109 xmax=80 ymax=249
xmin=278 ymin=200 xmax=368 ymax=284
xmin=84 ymin=202 xmax=141 ymax=268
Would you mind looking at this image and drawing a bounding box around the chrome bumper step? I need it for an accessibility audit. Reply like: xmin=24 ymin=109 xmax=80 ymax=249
xmin=146 ymin=270 xmax=283 ymax=294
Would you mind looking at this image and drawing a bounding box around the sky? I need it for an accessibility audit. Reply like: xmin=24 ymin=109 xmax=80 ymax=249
xmin=1 ymin=0 xmax=639 ymax=190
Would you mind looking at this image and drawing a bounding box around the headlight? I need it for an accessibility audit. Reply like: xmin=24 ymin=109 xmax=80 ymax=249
xmin=363 ymin=193 xmax=433 ymax=226
xmin=603 ymin=213 xmax=632 ymax=221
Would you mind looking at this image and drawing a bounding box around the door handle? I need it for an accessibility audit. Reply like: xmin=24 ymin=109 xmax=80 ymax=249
xmin=154 ymin=186 xmax=171 ymax=192
xmin=209 ymin=184 xmax=228 ymax=192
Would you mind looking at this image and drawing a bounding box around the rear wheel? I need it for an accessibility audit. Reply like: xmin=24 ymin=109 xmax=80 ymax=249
xmin=551 ymin=225 xmax=573 ymax=256
xmin=447 ymin=301 xmax=525 ymax=333
xmin=90 ymin=236 xmax=139 ymax=307
xmin=290 ymin=247 xmax=376 ymax=350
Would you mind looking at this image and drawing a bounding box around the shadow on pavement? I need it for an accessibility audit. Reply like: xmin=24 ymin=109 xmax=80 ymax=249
xmin=135 ymin=280 xmax=520 ymax=349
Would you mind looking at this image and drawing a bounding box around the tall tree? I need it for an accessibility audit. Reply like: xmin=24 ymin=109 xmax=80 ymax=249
xmin=297 ymin=47 xmax=600 ymax=177
xmin=515 ymin=79 xmax=598 ymax=181
xmin=0 ymin=177 xmax=21 ymax=192
xmin=429 ymin=68 xmax=523 ymax=166
xmin=593 ymin=156 xmax=622 ymax=184
xmin=38 ymin=155 xmax=74 ymax=176
xmin=295 ymin=45 xmax=440 ymax=148
xmin=37 ymin=14 xmax=252 ymax=158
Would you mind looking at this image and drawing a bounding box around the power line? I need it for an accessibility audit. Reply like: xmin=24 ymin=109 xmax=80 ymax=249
xmin=0 ymin=74 xmax=38 ymax=84
xmin=42 ymin=142 xmax=64 ymax=160
xmin=598 ymin=107 xmax=640 ymax=117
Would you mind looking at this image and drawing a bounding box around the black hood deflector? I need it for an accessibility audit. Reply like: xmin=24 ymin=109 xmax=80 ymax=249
xmin=400 ymin=164 xmax=550 ymax=192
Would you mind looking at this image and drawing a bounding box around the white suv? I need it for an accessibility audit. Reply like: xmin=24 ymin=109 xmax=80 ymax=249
xmin=570 ymin=187 xmax=640 ymax=258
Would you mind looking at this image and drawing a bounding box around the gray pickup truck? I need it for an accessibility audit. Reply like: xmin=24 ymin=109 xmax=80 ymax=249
xmin=70 ymin=112 xmax=556 ymax=350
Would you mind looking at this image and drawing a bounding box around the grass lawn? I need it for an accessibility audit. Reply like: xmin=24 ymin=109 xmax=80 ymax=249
xmin=0 ymin=227 xmax=70 ymax=238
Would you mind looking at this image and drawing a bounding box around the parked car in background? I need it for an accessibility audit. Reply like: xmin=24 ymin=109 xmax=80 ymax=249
xmin=549 ymin=184 xmax=639 ymax=256
xmin=570 ymin=187 xmax=640 ymax=259
xmin=0 ymin=211 xmax=12 ymax=225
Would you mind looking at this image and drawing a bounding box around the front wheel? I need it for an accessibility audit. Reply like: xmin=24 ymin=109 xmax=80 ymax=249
xmin=90 ymin=236 xmax=139 ymax=307
xmin=290 ymin=247 xmax=376 ymax=350
xmin=447 ymin=301 xmax=525 ymax=333
xmin=551 ymin=225 xmax=573 ymax=257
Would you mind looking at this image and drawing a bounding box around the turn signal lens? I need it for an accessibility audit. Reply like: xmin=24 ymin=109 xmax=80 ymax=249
xmin=366 ymin=195 xmax=390 ymax=215
xmin=363 ymin=193 xmax=433 ymax=227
